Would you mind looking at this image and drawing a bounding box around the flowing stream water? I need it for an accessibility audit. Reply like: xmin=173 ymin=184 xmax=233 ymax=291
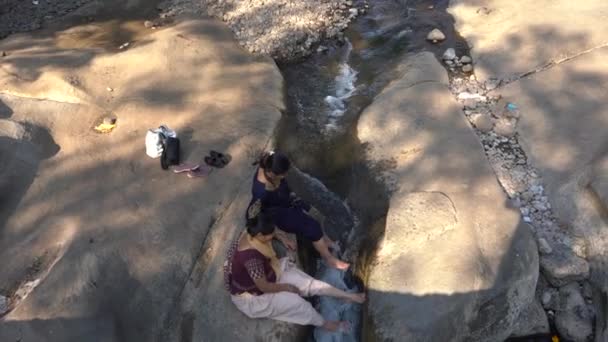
xmin=276 ymin=1 xmax=464 ymax=340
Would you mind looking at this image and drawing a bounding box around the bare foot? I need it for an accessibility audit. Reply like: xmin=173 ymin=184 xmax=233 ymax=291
xmin=326 ymin=256 xmax=350 ymax=270
xmin=347 ymin=292 xmax=366 ymax=304
xmin=322 ymin=320 xmax=350 ymax=332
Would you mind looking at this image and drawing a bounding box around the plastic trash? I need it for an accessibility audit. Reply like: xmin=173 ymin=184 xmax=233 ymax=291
xmin=94 ymin=117 xmax=117 ymax=133
xmin=503 ymin=102 xmax=521 ymax=118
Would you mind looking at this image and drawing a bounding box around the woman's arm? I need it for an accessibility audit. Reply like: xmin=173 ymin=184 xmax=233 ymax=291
xmin=274 ymin=229 xmax=297 ymax=251
xmin=253 ymin=277 xmax=299 ymax=294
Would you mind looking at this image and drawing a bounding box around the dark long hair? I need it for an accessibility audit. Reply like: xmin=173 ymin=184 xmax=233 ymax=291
xmin=246 ymin=209 xmax=275 ymax=237
xmin=254 ymin=151 xmax=290 ymax=175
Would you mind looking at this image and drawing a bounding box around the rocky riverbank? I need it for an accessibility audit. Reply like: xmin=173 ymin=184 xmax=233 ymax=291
xmin=0 ymin=0 xmax=94 ymax=39
xmin=358 ymin=51 xmax=539 ymax=342
xmin=440 ymin=1 xmax=608 ymax=339
xmin=2 ymin=0 xmax=606 ymax=341
xmin=447 ymin=68 xmax=594 ymax=340
xmin=159 ymin=0 xmax=366 ymax=61
xmin=1 ymin=0 xmax=365 ymax=62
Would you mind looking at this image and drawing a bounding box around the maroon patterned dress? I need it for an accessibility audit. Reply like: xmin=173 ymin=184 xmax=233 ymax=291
xmin=224 ymin=238 xmax=277 ymax=295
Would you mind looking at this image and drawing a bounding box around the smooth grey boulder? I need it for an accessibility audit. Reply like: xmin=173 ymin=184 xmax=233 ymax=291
xmin=555 ymin=283 xmax=594 ymax=342
xmin=359 ymin=52 xmax=539 ymax=342
xmin=509 ymin=298 xmax=550 ymax=338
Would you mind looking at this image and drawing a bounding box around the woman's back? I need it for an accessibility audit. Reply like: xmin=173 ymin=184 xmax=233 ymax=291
xmin=250 ymin=168 xmax=291 ymax=208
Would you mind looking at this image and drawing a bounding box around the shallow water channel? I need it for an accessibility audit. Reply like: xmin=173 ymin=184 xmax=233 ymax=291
xmin=275 ymin=0 xmax=465 ymax=340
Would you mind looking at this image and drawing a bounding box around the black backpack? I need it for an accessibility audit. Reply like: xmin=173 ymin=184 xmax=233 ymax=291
xmin=160 ymin=134 xmax=180 ymax=170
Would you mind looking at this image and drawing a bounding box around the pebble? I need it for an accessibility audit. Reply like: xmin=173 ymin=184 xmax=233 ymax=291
xmin=144 ymin=20 xmax=154 ymax=28
xmin=463 ymin=98 xmax=478 ymax=109
xmin=106 ymin=87 xmax=113 ymax=92
xmin=426 ymin=28 xmax=446 ymax=43
xmin=469 ymin=113 xmax=494 ymax=132
xmin=460 ymin=55 xmax=472 ymax=64
xmin=457 ymin=92 xmax=486 ymax=101
xmin=511 ymin=197 xmax=522 ymax=208
xmin=540 ymin=244 xmax=590 ymax=287
xmin=485 ymin=79 xmax=500 ymax=91
xmin=538 ymin=238 xmax=553 ymax=254
xmin=530 ymin=185 xmax=544 ymax=194
xmin=533 ymin=201 xmax=548 ymax=212
xmin=442 ymin=48 xmax=456 ymax=61
xmin=462 ymin=64 xmax=473 ymax=73
xmin=494 ymin=118 xmax=517 ymax=137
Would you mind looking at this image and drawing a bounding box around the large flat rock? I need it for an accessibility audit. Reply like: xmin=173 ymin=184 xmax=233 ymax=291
xmin=449 ymin=0 xmax=608 ymax=82
xmin=358 ymin=52 xmax=538 ymax=341
xmin=494 ymin=47 xmax=608 ymax=279
xmin=160 ymin=185 xmax=305 ymax=342
xmin=0 ymin=16 xmax=285 ymax=341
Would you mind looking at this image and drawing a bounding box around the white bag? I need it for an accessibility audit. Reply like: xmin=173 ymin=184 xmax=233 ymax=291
xmin=145 ymin=129 xmax=163 ymax=158
xmin=145 ymin=125 xmax=178 ymax=159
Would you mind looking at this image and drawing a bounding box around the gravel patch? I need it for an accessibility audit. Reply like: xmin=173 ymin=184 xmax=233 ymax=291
xmin=159 ymin=0 xmax=365 ymax=61
xmin=448 ymin=59 xmax=595 ymax=340
xmin=0 ymin=0 xmax=94 ymax=39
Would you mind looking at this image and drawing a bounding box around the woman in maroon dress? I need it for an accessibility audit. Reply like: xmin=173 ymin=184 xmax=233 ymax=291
xmin=224 ymin=203 xmax=365 ymax=331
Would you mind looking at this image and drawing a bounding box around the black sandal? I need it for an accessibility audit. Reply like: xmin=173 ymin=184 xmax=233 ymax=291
xmin=204 ymin=155 xmax=223 ymax=168
xmin=208 ymin=150 xmax=231 ymax=167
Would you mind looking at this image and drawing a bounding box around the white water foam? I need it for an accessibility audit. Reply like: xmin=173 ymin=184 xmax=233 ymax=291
xmin=324 ymin=40 xmax=358 ymax=131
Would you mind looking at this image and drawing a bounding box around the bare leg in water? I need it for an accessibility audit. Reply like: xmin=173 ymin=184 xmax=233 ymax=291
xmin=323 ymin=320 xmax=350 ymax=332
xmin=320 ymin=292 xmax=365 ymax=331
xmin=316 ymin=279 xmax=366 ymax=332
xmin=313 ymin=238 xmax=350 ymax=270
xmin=320 ymin=285 xmax=366 ymax=303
